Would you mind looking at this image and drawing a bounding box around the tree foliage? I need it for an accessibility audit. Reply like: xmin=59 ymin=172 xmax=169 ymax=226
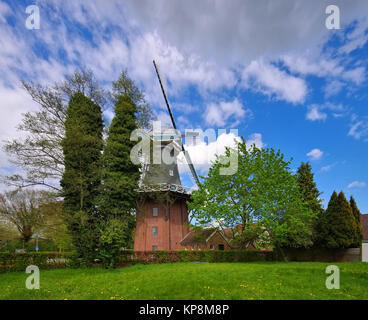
xmin=100 ymin=96 xmax=140 ymax=216
xmin=350 ymin=196 xmax=363 ymax=247
xmin=3 ymin=69 xmax=153 ymax=191
xmin=38 ymin=199 xmax=73 ymax=252
xmin=317 ymin=191 xmax=357 ymax=248
xmin=60 ymin=92 xmax=104 ymax=262
xmin=297 ymin=162 xmax=323 ymax=214
xmin=98 ymin=218 xmax=130 ymax=268
xmin=3 ymin=69 xmax=104 ymax=191
xmin=188 ymin=138 xmax=315 ymax=249
xmin=98 ymin=95 xmax=140 ymax=253
xmin=111 ymin=70 xmax=156 ymax=130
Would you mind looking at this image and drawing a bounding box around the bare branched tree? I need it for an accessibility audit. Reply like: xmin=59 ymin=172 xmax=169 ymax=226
xmin=0 ymin=189 xmax=47 ymax=242
xmin=2 ymin=68 xmax=155 ymax=191
xmin=2 ymin=69 xmax=106 ymax=191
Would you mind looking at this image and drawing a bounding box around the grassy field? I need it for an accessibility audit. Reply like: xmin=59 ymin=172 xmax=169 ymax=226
xmin=1 ymin=262 xmax=367 ymax=300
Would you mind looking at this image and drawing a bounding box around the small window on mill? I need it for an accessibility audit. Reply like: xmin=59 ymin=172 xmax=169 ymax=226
xmin=152 ymin=207 xmax=158 ymax=216
xmin=152 ymin=227 xmax=158 ymax=237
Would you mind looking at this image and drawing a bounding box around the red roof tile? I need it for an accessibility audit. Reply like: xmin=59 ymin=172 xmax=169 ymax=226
xmin=180 ymin=228 xmax=217 ymax=245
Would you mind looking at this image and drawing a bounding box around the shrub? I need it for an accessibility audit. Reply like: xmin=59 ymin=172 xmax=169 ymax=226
xmin=0 ymin=252 xmax=73 ymax=272
xmin=117 ymin=250 xmax=273 ymax=265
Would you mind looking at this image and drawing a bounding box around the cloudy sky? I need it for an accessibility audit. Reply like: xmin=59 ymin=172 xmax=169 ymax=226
xmin=0 ymin=0 xmax=368 ymax=212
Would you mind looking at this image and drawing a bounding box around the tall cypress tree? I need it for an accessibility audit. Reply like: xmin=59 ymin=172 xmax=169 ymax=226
xmin=350 ymin=196 xmax=363 ymax=247
xmin=297 ymin=162 xmax=323 ymax=214
xmin=61 ymin=92 xmax=103 ymax=261
xmin=318 ymin=191 xmax=356 ymax=248
xmin=99 ymin=95 xmax=140 ymax=250
xmin=297 ymin=162 xmax=323 ymax=246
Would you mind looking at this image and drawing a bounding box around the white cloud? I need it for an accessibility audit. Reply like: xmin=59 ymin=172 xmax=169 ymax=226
xmin=282 ymin=56 xmax=344 ymax=78
xmin=339 ymin=17 xmax=368 ymax=55
xmin=342 ymin=67 xmax=366 ymax=85
xmin=242 ymin=60 xmax=307 ymax=104
xmin=204 ymin=99 xmax=251 ymax=127
xmin=178 ymin=132 xmax=264 ymax=174
xmin=348 ymin=181 xmax=366 ymax=189
xmin=324 ymin=80 xmax=344 ymax=98
xmin=306 ymin=105 xmax=327 ymax=121
xmin=0 ymin=85 xmax=39 ymax=168
xmin=320 ymin=165 xmax=333 ymax=172
xmin=307 ymin=148 xmax=323 ymax=161
xmin=246 ymin=133 xmax=264 ymax=150
xmin=306 ymin=103 xmax=349 ymax=121
xmin=283 ymin=54 xmax=366 ymax=89
xmin=0 ymin=1 xmax=11 ymax=23
xmin=125 ymin=1 xmax=368 ymax=67
xmin=348 ymin=115 xmax=368 ymax=140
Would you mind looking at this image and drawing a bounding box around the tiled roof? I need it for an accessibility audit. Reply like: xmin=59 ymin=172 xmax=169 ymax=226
xmin=362 ymin=214 xmax=368 ymax=240
xmin=180 ymin=228 xmax=218 ymax=245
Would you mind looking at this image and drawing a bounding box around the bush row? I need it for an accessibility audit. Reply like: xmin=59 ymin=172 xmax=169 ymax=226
xmin=117 ymin=250 xmax=273 ymax=266
xmin=0 ymin=252 xmax=73 ymax=272
xmin=0 ymin=250 xmax=274 ymax=272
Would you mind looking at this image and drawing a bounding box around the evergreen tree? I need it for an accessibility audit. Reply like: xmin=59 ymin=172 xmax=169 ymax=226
xmin=350 ymin=196 xmax=363 ymax=247
xmin=60 ymin=92 xmax=103 ymax=262
xmin=297 ymin=162 xmax=323 ymax=214
xmin=99 ymin=95 xmax=140 ymax=252
xmin=318 ymin=191 xmax=356 ymax=248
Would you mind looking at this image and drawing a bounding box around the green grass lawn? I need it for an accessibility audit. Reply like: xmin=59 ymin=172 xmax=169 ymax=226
xmin=1 ymin=262 xmax=367 ymax=300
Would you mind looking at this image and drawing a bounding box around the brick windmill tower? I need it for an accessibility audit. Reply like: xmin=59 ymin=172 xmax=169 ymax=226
xmin=133 ymin=61 xmax=200 ymax=251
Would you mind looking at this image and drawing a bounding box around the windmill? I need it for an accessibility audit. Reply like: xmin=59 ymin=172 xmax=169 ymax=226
xmin=133 ymin=61 xmax=200 ymax=251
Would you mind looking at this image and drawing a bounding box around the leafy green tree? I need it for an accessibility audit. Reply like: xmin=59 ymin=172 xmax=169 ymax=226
xmin=98 ymin=95 xmax=140 ymax=252
xmin=38 ymin=199 xmax=73 ymax=252
xmin=60 ymin=92 xmax=103 ymax=262
xmin=318 ymin=191 xmax=357 ymax=248
xmin=188 ymin=138 xmax=315 ymax=249
xmin=98 ymin=218 xmax=130 ymax=268
xmin=350 ymin=196 xmax=363 ymax=247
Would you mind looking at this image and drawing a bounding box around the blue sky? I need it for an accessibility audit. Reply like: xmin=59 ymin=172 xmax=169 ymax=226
xmin=0 ymin=0 xmax=367 ymax=212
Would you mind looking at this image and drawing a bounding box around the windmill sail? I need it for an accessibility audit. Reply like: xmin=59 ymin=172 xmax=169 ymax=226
xmin=153 ymin=60 xmax=200 ymax=187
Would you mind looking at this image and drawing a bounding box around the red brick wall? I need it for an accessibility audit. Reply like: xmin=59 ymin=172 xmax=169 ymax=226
xmin=134 ymin=197 xmax=189 ymax=251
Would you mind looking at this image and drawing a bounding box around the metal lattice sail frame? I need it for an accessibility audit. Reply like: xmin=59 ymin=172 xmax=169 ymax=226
xmin=152 ymin=60 xmax=201 ymax=188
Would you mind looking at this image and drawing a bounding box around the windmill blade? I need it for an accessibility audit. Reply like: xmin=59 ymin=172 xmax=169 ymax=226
xmin=153 ymin=60 xmax=200 ymax=187
xmin=182 ymin=149 xmax=200 ymax=186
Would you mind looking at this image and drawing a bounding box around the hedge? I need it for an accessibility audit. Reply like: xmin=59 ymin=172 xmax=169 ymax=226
xmin=0 ymin=252 xmax=73 ymax=273
xmin=117 ymin=250 xmax=273 ymax=266
xmin=0 ymin=250 xmax=274 ymax=272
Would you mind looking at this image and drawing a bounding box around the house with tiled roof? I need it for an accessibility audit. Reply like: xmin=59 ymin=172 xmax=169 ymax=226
xmin=179 ymin=226 xmax=263 ymax=251
xmin=180 ymin=227 xmax=233 ymax=251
